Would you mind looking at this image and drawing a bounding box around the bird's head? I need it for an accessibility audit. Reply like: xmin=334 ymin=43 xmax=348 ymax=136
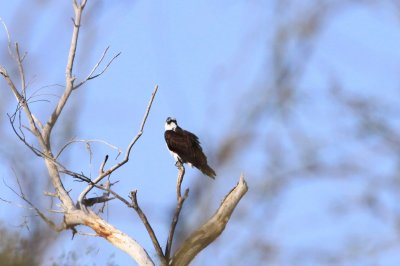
xmin=165 ymin=117 xmax=177 ymax=131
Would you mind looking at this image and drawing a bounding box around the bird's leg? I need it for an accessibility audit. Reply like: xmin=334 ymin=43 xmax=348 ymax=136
xmin=175 ymin=159 xmax=183 ymax=168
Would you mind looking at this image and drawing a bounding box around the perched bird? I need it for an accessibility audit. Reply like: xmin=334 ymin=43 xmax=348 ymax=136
xmin=164 ymin=117 xmax=216 ymax=179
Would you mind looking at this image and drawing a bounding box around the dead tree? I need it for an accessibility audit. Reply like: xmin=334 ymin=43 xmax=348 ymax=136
xmin=0 ymin=1 xmax=248 ymax=265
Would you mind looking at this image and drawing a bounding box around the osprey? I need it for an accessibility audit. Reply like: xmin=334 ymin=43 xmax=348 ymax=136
xmin=164 ymin=117 xmax=216 ymax=179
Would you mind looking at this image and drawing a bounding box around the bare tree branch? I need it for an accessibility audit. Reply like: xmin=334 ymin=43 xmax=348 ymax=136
xmin=165 ymin=163 xmax=189 ymax=260
xmin=0 ymin=197 xmax=11 ymax=204
xmin=175 ymin=162 xmax=186 ymax=200
xmin=171 ymin=174 xmax=248 ymax=266
xmin=77 ymin=85 xmax=158 ymax=207
xmin=130 ymin=190 xmax=167 ymax=266
xmin=73 ymin=46 xmax=121 ymax=90
xmin=56 ymin=139 xmax=121 ymax=159
xmin=7 ymin=110 xmax=92 ymax=185
xmin=81 ymin=210 xmax=154 ymax=266
xmin=5 ymin=171 xmax=66 ymax=232
xmin=99 ymin=154 xmax=109 ymax=173
xmin=0 ymin=17 xmax=13 ymax=57
xmin=42 ymin=0 xmax=85 ymax=143
xmin=84 ymin=51 xmax=120 ymax=81
xmin=1 ymin=64 xmax=44 ymax=144
xmin=7 ymin=112 xmax=43 ymax=157
xmin=15 ymin=43 xmax=27 ymax=99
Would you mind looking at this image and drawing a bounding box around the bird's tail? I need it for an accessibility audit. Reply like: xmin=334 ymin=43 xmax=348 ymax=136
xmin=201 ymin=164 xmax=216 ymax=179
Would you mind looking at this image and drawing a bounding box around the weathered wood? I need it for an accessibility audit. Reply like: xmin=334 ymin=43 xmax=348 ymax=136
xmin=171 ymin=175 xmax=248 ymax=266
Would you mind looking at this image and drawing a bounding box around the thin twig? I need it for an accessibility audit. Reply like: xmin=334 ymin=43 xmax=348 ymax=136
xmin=9 ymin=112 xmax=91 ymax=186
xmin=56 ymin=139 xmax=121 ymax=159
xmin=130 ymin=191 xmax=167 ymax=266
xmin=2 ymin=180 xmax=32 ymax=210
xmin=44 ymin=191 xmax=58 ymax=197
xmin=73 ymin=46 xmax=121 ymax=90
xmin=165 ymin=163 xmax=189 ymax=261
xmin=0 ymin=196 xmax=11 ymax=204
xmin=7 ymin=112 xmax=43 ymax=157
xmin=82 ymin=46 xmax=111 ymax=82
xmin=59 ymin=169 xmax=91 ymax=183
xmin=15 ymin=43 xmax=27 ymax=99
xmin=29 ymin=83 xmax=65 ymax=99
xmin=2 ymin=63 xmax=44 ymax=145
xmin=7 ymin=114 xmax=91 ymax=184
xmin=0 ymin=17 xmax=13 ymax=58
xmin=7 ymin=111 xmax=91 ymax=184
xmin=99 ymin=155 xmax=109 ymax=174
xmin=5 ymin=171 xmax=66 ymax=232
xmin=86 ymin=51 xmax=121 ymax=81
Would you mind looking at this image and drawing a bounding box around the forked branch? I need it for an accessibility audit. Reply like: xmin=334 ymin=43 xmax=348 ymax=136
xmin=77 ymin=85 xmax=158 ymax=207
xmin=171 ymin=174 xmax=248 ymax=266
xmin=73 ymin=46 xmax=121 ymax=90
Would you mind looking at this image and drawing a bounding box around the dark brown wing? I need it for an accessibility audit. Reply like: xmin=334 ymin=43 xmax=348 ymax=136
xmin=182 ymin=130 xmax=216 ymax=178
xmin=165 ymin=127 xmax=216 ymax=178
xmin=164 ymin=128 xmax=196 ymax=164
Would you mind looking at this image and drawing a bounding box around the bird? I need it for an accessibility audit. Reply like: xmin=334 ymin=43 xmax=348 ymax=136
xmin=164 ymin=117 xmax=216 ymax=179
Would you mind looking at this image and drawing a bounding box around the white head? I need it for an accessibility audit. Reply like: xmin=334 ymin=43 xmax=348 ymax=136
xmin=165 ymin=117 xmax=177 ymax=131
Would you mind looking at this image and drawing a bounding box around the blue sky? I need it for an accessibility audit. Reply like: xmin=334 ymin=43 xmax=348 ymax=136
xmin=1 ymin=1 xmax=400 ymax=265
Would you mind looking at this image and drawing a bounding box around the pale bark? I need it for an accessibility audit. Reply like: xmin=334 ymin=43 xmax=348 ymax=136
xmin=82 ymin=211 xmax=154 ymax=266
xmin=171 ymin=175 xmax=248 ymax=266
